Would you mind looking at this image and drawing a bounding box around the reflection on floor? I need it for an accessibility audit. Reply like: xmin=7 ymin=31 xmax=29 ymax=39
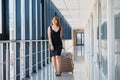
xmin=28 ymin=56 xmax=88 ymax=80
xmin=76 ymin=46 xmax=84 ymax=56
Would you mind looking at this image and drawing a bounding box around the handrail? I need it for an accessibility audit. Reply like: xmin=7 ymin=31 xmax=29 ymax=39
xmin=0 ymin=40 xmax=50 ymax=80
xmin=0 ymin=40 xmax=49 ymax=43
xmin=0 ymin=39 xmax=73 ymax=80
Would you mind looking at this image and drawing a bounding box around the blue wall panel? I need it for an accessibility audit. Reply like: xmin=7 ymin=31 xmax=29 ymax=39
xmin=32 ymin=0 xmax=36 ymax=40
xmin=6 ymin=0 xmax=9 ymax=38
xmin=16 ymin=0 xmax=21 ymax=40
xmin=37 ymin=0 xmax=41 ymax=40
xmin=25 ymin=0 xmax=30 ymax=40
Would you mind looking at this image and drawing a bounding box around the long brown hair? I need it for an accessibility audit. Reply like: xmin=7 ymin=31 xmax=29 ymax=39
xmin=51 ymin=16 xmax=62 ymax=30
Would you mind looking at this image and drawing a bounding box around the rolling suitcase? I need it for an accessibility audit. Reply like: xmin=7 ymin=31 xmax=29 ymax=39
xmin=61 ymin=52 xmax=74 ymax=73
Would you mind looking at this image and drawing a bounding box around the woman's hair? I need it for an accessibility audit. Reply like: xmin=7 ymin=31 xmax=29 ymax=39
xmin=51 ymin=16 xmax=62 ymax=29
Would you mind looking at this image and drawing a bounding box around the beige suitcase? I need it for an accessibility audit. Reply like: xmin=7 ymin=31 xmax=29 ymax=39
xmin=61 ymin=52 xmax=74 ymax=73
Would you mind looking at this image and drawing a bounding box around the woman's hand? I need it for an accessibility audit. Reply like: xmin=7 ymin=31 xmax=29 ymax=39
xmin=50 ymin=45 xmax=54 ymax=51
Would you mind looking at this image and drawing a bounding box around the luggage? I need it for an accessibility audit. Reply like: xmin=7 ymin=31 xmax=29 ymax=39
xmin=61 ymin=52 xmax=74 ymax=73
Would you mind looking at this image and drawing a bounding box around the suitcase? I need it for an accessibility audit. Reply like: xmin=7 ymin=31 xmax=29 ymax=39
xmin=61 ymin=52 xmax=74 ymax=73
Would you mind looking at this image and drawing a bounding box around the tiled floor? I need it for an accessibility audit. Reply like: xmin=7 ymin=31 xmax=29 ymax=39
xmin=28 ymin=56 xmax=88 ymax=80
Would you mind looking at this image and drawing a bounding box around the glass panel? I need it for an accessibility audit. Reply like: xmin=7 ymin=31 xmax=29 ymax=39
xmin=45 ymin=0 xmax=47 ymax=40
xmin=77 ymin=33 xmax=81 ymax=45
xmin=77 ymin=33 xmax=84 ymax=45
xmin=25 ymin=0 xmax=29 ymax=40
xmin=76 ymin=32 xmax=84 ymax=56
xmin=114 ymin=0 xmax=120 ymax=80
xmin=82 ymin=33 xmax=84 ymax=45
xmin=16 ymin=0 xmax=21 ymax=40
xmin=32 ymin=0 xmax=36 ymax=40
xmin=101 ymin=0 xmax=108 ymax=77
xmin=6 ymin=0 xmax=9 ymax=39
xmin=37 ymin=0 xmax=41 ymax=40
xmin=0 ymin=0 xmax=9 ymax=40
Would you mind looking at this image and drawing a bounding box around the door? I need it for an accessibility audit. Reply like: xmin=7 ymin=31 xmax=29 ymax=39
xmin=76 ymin=32 xmax=84 ymax=56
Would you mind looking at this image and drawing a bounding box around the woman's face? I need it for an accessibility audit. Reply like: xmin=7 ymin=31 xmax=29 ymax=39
xmin=52 ymin=17 xmax=58 ymax=25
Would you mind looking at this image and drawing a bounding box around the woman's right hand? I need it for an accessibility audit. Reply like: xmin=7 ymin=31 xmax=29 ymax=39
xmin=50 ymin=45 xmax=54 ymax=51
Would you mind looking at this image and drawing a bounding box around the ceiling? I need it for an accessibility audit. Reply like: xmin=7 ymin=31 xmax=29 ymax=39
xmin=51 ymin=0 xmax=96 ymax=29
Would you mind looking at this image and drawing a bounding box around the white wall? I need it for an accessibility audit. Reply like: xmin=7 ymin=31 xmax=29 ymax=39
xmin=62 ymin=40 xmax=73 ymax=53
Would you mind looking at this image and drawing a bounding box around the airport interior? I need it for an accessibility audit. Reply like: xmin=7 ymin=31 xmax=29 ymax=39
xmin=0 ymin=0 xmax=120 ymax=80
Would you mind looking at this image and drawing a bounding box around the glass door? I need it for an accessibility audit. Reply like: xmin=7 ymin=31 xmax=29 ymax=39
xmin=76 ymin=32 xmax=84 ymax=56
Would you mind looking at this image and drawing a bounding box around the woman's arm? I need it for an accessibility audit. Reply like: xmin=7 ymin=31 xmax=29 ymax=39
xmin=48 ymin=26 xmax=54 ymax=51
xmin=48 ymin=27 xmax=52 ymax=45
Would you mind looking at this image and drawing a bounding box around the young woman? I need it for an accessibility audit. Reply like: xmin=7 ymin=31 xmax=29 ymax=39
xmin=48 ymin=16 xmax=63 ymax=76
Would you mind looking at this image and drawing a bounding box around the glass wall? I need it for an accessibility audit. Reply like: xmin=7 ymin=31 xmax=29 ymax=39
xmin=114 ymin=0 xmax=120 ymax=80
xmin=85 ymin=0 xmax=120 ymax=80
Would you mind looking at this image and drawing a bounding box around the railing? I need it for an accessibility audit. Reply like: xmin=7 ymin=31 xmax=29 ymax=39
xmin=0 ymin=39 xmax=74 ymax=80
xmin=0 ymin=40 xmax=51 ymax=80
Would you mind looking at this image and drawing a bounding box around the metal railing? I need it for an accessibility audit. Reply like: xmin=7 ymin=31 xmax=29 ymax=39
xmin=0 ymin=39 xmax=74 ymax=80
xmin=0 ymin=40 xmax=51 ymax=80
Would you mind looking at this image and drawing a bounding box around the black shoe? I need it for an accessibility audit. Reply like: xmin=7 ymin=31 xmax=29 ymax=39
xmin=55 ymin=72 xmax=57 ymax=76
xmin=56 ymin=73 xmax=61 ymax=76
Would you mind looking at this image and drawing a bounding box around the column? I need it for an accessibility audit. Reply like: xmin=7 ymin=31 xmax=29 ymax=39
xmin=29 ymin=0 xmax=32 ymax=75
xmin=36 ymin=0 xmax=38 ymax=71
xmin=21 ymin=0 xmax=25 ymax=79
xmin=9 ymin=0 xmax=16 ymax=79
xmin=0 ymin=0 xmax=3 ymax=79
xmin=107 ymin=0 xmax=115 ymax=80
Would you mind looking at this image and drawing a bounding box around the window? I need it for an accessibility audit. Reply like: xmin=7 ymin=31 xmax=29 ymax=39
xmin=37 ymin=0 xmax=41 ymax=40
xmin=25 ymin=0 xmax=29 ymax=40
xmin=0 ymin=0 xmax=9 ymax=40
xmin=16 ymin=0 xmax=21 ymax=40
xmin=32 ymin=0 xmax=36 ymax=40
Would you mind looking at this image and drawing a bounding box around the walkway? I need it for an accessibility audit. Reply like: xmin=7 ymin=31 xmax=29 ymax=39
xmin=28 ymin=56 xmax=88 ymax=80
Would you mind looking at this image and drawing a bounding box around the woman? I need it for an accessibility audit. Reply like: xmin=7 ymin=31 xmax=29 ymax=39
xmin=48 ymin=16 xmax=63 ymax=76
